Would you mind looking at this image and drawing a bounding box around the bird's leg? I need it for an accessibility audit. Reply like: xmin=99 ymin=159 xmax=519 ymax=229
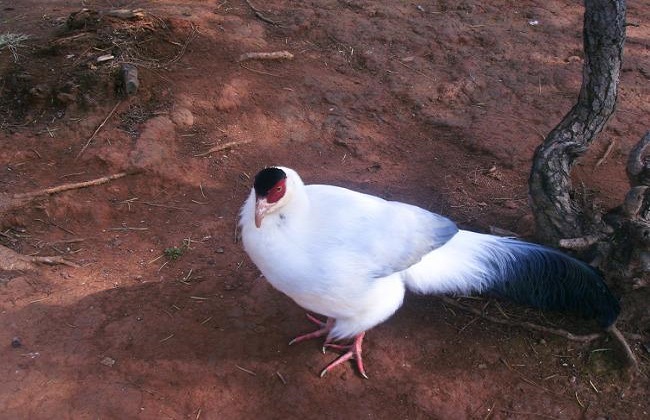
xmin=320 ymin=332 xmax=368 ymax=379
xmin=288 ymin=313 xmax=334 ymax=347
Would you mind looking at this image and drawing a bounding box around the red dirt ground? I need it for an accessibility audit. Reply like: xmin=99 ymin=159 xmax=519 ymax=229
xmin=1 ymin=0 xmax=649 ymax=418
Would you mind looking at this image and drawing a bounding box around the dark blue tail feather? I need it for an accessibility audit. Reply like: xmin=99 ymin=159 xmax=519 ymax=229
xmin=485 ymin=239 xmax=620 ymax=328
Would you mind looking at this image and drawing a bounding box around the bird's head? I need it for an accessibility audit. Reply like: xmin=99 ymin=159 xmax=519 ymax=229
xmin=252 ymin=166 xmax=294 ymax=228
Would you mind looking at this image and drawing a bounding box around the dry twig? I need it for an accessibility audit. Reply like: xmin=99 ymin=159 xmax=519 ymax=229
xmin=393 ymin=56 xmax=436 ymax=82
xmin=142 ymin=202 xmax=189 ymax=211
xmin=194 ymin=140 xmax=251 ymax=157
xmin=244 ymin=0 xmax=281 ymax=25
xmin=238 ymin=51 xmax=293 ymax=62
xmin=76 ymin=101 xmax=123 ymax=159
xmin=499 ymin=408 xmax=557 ymax=419
xmin=558 ymin=234 xmax=602 ymax=250
xmin=594 ymin=140 xmax=616 ymax=170
xmin=235 ymin=364 xmax=257 ymax=376
xmin=276 ymin=371 xmax=287 ymax=384
xmin=106 ymin=9 xmax=146 ymax=20
xmin=121 ymin=23 xmax=198 ymax=69
xmin=239 ymin=63 xmax=281 ymax=77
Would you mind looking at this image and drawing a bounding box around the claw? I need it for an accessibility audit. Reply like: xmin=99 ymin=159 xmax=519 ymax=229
xmin=288 ymin=314 xmax=369 ymax=379
xmin=323 ymin=343 xmax=349 ymax=351
xmin=318 ymin=332 xmax=368 ymax=379
xmin=288 ymin=314 xmax=333 ymax=346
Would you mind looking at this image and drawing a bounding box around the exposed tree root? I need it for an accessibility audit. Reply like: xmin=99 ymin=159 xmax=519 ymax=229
xmin=0 ymin=172 xmax=130 ymax=215
xmin=439 ymin=296 xmax=641 ymax=373
xmin=607 ymin=323 xmax=641 ymax=375
xmin=440 ymin=296 xmax=601 ymax=341
xmin=0 ymin=244 xmax=79 ymax=270
xmin=1 ymin=171 xmax=132 ymax=270
xmin=13 ymin=171 xmax=130 ymax=201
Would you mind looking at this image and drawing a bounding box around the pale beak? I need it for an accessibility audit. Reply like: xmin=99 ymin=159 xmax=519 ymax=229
xmin=255 ymin=197 xmax=273 ymax=228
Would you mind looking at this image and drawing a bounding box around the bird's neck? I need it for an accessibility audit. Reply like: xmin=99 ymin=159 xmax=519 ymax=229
xmin=282 ymin=185 xmax=310 ymax=224
xmin=263 ymin=183 xmax=311 ymax=230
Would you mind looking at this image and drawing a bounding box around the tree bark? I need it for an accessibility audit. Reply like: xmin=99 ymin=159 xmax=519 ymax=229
xmin=605 ymin=131 xmax=650 ymax=275
xmin=529 ymin=0 xmax=626 ymax=245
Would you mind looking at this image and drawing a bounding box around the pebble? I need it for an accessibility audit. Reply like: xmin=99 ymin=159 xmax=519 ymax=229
xmin=11 ymin=337 xmax=21 ymax=348
xmin=100 ymin=356 xmax=116 ymax=367
xmin=170 ymin=107 xmax=194 ymax=127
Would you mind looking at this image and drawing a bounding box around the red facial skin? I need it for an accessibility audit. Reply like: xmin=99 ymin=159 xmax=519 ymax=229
xmin=264 ymin=178 xmax=287 ymax=203
xmin=254 ymin=178 xmax=287 ymax=228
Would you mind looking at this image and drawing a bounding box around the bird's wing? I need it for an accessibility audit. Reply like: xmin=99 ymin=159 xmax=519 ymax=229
xmin=305 ymin=184 xmax=458 ymax=278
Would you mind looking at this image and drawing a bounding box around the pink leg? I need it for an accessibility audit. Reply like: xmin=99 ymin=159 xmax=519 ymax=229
xmin=288 ymin=313 xmax=334 ymax=346
xmin=320 ymin=332 xmax=368 ymax=379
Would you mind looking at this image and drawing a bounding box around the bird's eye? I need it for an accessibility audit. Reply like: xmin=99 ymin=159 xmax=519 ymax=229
xmin=276 ymin=186 xmax=283 ymax=192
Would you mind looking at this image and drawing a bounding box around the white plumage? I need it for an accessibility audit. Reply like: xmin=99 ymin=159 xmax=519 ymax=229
xmin=240 ymin=166 xmax=619 ymax=378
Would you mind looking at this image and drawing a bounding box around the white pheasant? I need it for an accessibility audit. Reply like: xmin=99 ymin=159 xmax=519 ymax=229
xmin=240 ymin=166 xmax=619 ymax=378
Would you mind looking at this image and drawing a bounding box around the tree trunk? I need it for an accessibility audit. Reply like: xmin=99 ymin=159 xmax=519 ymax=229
xmin=529 ymin=0 xmax=626 ymax=245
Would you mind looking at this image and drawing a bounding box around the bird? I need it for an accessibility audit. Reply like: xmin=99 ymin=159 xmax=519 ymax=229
xmin=239 ymin=166 xmax=620 ymax=378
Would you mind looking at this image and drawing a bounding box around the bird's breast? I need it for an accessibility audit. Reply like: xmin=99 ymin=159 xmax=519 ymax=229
xmin=242 ymin=221 xmax=316 ymax=292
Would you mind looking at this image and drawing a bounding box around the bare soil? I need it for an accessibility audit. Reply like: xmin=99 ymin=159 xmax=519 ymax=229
xmin=1 ymin=0 xmax=649 ymax=418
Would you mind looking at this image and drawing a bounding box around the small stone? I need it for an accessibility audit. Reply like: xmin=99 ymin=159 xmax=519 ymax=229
xmin=96 ymin=54 xmax=115 ymax=63
xmin=171 ymin=107 xmax=194 ymax=127
xmin=56 ymin=92 xmax=77 ymax=104
xmin=120 ymin=63 xmax=139 ymax=95
xmin=478 ymin=363 xmax=487 ymax=369
xmin=216 ymin=247 xmax=225 ymax=254
xmin=100 ymin=356 xmax=116 ymax=367
xmin=29 ymin=84 xmax=51 ymax=99
xmin=11 ymin=337 xmax=21 ymax=348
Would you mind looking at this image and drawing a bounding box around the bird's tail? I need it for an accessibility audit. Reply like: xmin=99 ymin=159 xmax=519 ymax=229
xmin=403 ymin=230 xmax=620 ymax=327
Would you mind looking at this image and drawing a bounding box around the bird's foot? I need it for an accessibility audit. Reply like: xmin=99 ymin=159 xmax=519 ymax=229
xmin=320 ymin=332 xmax=368 ymax=379
xmin=288 ymin=313 xmax=334 ymax=347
